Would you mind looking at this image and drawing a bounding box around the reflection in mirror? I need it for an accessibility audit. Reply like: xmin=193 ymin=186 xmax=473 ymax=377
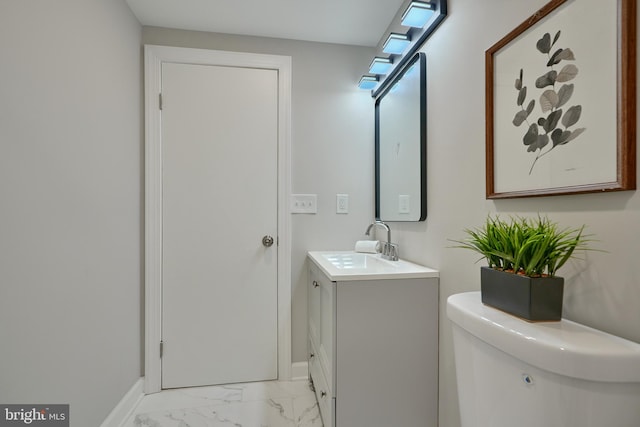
xmin=375 ymin=52 xmax=426 ymax=222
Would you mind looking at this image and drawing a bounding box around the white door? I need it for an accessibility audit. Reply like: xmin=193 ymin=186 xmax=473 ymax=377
xmin=161 ymin=62 xmax=279 ymax=389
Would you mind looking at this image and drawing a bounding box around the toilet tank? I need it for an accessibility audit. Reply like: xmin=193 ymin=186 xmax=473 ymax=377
xmin=447 ymin=292 xmax=640 ymax=427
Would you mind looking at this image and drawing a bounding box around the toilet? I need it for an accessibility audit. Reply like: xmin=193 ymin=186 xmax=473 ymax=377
xmin=447 ymin=292 xmax=640 ymax=427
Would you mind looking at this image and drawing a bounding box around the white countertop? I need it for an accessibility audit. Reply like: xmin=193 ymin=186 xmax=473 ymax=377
xmin=308 ymin=251 xmax=439 ymax=281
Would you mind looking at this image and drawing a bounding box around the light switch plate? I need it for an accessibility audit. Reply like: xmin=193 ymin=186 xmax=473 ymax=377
xmin=336 ymin=194 xmax=349 ymax=214
xmin=291 ymin=194 xmax=317 ymax=214
xmin=399 ymin=195 xmax=411 ymax=214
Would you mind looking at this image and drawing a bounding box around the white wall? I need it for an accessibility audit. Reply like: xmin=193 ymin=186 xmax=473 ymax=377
xmin=142 ymin=27 xmax=377 ymax=364
xmin=0 ymin=1 xmax=143 ymax=426
xmin=387 ymin=1 xmax=640 ymax=426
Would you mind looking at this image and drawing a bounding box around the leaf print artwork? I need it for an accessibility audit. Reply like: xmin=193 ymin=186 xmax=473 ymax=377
xmin=512 ymin=30 xmax=586 ymax=174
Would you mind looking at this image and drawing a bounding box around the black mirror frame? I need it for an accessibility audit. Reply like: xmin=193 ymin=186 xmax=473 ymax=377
xmin=375 ymin=51 xmax=427 ymax=222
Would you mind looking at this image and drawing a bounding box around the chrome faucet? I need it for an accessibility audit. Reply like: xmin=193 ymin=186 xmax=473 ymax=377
xmin=364 ymin=220 xmax=398 ymax=261
xmin=365 ymin=220 xmax=391 ymax=244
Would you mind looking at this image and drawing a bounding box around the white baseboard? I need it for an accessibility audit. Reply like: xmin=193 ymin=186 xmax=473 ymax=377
xmin=100 ymin=377 xmax=144 ymax=427
xmin=290 ymin=361 xmax=309 ymax=381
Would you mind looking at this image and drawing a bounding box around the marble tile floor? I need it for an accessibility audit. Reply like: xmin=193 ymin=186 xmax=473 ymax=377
xmin=122 ymin=379 xmax=323 ymax=427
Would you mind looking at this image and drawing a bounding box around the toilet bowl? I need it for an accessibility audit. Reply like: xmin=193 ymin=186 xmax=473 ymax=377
xmin=447 ymin=291 xmax=640 ymax=427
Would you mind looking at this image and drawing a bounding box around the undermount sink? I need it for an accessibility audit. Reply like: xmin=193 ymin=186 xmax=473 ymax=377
xmin=308 ymin=251 xmax=438 ymax=281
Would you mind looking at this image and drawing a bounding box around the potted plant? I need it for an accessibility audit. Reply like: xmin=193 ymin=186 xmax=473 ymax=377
xmin=452 ymin=215 xmax=593 ymax=321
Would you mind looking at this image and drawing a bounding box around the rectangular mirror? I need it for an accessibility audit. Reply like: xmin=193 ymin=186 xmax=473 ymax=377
xmin=375 ymin=52 xmax=427 ymax=222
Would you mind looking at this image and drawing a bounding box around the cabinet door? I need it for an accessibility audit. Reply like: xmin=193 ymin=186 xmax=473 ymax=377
xmin=308 ymin=265 xmax=321 ymax=349
xmin=307 ymin=262 xmax=336 ymax=395
xmin=317 ymin=270 xmax=336 ymax=394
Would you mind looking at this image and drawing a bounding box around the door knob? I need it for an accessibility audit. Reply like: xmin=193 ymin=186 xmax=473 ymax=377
xmin=262 ymin=235 xmax=274 ymax=247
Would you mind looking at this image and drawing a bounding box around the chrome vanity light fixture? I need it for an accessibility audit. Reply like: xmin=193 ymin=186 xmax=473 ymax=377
xmin=401 ymin=1 xmax=436 ymax=28
xmin=358 ymin=75 xmax=379 ymax=90
xmin=369 ymin=57 xmax=393 ymax=75
xmin=382 ymin=32 xmax=411 ymax=55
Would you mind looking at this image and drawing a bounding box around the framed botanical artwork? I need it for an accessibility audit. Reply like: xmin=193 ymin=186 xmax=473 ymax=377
xmin=486 ymin=0 xmax=636 ymax=199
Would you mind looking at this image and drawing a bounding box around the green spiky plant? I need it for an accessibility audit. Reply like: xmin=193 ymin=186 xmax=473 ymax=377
xmin=452 ymin=215 xmax=593 ymax=277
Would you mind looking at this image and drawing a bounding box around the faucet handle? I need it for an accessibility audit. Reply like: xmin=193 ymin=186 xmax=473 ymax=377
xmin=388 ymin=243 xmax=399 ymax=261
xmin=381 ymin=242 xmax=399 ymax=261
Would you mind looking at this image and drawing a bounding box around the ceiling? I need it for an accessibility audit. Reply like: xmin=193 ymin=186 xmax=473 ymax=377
xmin=125 ymin=0 xmax=406 ymax=47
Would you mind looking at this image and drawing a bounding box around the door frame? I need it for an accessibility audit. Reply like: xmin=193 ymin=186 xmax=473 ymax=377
xmin=143 ymin=45 xmax=292 ymax=394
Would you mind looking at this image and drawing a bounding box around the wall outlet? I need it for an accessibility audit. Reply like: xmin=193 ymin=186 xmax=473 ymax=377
xmin=291 ymin=194 xmax=317 ymax=214
xmin=336 ymin=194 xmax=349 ymax=214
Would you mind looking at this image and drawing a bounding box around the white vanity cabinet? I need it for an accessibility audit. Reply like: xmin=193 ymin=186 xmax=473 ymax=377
xmin=307 ymin=252 xmax=439 ymax=427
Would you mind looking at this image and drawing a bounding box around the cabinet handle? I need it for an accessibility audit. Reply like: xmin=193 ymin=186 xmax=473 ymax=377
xmin=309 ymin=352 xmax=315 ymax=358
xmin=320 ymin=390 xmax=327 ymax=398
xmin=313 ymin=280 xmax=319 ymax=288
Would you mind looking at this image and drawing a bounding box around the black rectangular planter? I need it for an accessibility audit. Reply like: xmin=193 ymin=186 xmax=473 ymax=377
xmin=480 ymin=267 xmax=564 ymax=321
